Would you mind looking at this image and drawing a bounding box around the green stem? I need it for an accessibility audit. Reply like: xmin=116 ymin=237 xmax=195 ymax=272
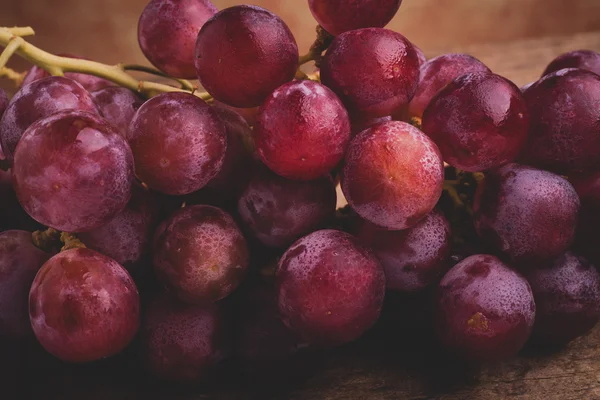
xmin=121 ymin=64 xmax=195 ymax=91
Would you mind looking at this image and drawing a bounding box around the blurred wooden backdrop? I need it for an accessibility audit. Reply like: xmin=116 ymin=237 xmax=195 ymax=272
xmin=2 ymin=0 xmax=600 ymax=94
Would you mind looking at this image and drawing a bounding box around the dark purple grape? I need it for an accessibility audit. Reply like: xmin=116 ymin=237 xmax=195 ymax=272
xmin=91 ymin=87 xmax=143 ymax=137
xmin=140 ymin=292 xmax=230 ymax=382
xmin=138 ymin=0 xmax=217 ymax=78
xmin=520 ymin=81 xmax=534 ymax=92
xmin=254 ymin=80 xmax=351 ymax=180
xmin=0 ymin=230 xmax=50 ymax=338
xmin=127 ymin=92 xmax=226 ymax=195
xmin=77 ymin=184 xmax=159 ymax=273
xmin=276 ymin=229 xmax=385 ymax=346
xmin=0 ymin=88 xmax=7 ymax=118
xmin=353 ymin=209 xmax=451 ymax=293
xmin=237 ymin=167 xmax=336 ymax=248
xmin=29 ymin=248 xmax=140 ymax=363
xmin=474 ymin=163 xmax=580 ymax=264
xmin=195 ymin=5 xmax=299 ymax=108
xmin=543 ymin=50 xmax=600 ymax=77
xmin=341 ymin=121 xmax=444 ymax=230
xmin=212 ymin=100 xmax=259 ymax=127
xmin=435 ymin=254 xmax=535 ymax=363
xmin=422 ymin=72 xmax=529 ymax=172
xmin=153 ymin=205 xmax=249 ymax=304
xmin=0 ymin=76 xmax=98 ymax=161
xmin=519 ymin=68 xmax=600 ymax=174
xmin=571 ymin=172 xmax=600 ymax=265
xmin=308 ymin=0 xmax=402 ymax=36
xmin=525 ymin=252 xmax=600 ymax=345
xmin=0 ymin=169 xmax=42 ymax=232
xmin=409 ymin=53 xmax=490 ymax=119
xmin=13 ymin=110 xmax=134 ymax=233
xmin=321 ymin=28 xmax=420 ymax=118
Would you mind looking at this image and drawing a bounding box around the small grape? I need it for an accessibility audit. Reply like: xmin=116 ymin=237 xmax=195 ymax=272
xmin=127 ymin=92 xmax=227 ymax=195
xmin=321 ymin=28 xmax=420 ymax=118
xmin=276 ymin=229 xmax=385 ymax=347
xmin=91 ymin=87 xmax=143 ymax=137
xmin=571 ymin=172 xmax=600 ymax=265
xmin=474 ymin=163 xmax=580 ymax=264
xmin=422 ymin=72 xmax=529 ymax=172
xmin=308 ymin=0 xmax=403 ymax=36
xmin=212 ymin=100 xmax=259 ymax=127
xmin=0 ymin=76 xmax=98 ymax=161
xmin=254 ymin=80 xmax=351 ymax=180
xmin=195 ymin=5 xmax=299 ymax=107
xmin=13 ymin=110 xmax=134 ymax=233
xmin=525 ymin=252 xmax=600 ymax=345
xmin=341 ymin=121 xmax=444 ymax=230
xmin=412 ymin=41 xmax=427 ymax=66
xmin=29 ymin=249 xmax=140 ymax=363
xmin=153 ymin=205 xmax=249 ymax=304
xmin=543 ymin=49 xmax=600 ymax=77
xmin=435 ymin=254 xmax=535 ymax=363
xmin=138 ymin=0 xmax=217 ymax=78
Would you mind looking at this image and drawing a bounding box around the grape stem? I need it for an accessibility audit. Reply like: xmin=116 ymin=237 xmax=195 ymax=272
xmin=0 ymin=66 xmax=26 ymax=87
xmin=32 ymin=228 xmax=86 ymax=253
xmin=297 ymin=25 xmax=334 ymax=71
xmin=121 ymin=64 xmax=196 ymax=91
xmin=0 ymin=27 xmax=211 ymax=101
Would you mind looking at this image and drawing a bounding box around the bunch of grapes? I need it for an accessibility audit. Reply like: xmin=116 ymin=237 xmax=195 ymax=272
xmin=1 ymin=0 xmax=600 ymax=389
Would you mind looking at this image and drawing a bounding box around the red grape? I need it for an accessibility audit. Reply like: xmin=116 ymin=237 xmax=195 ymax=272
xmin=0 ymin=76 xmax=98 ymax=161
xmin=276 ymin=229 xmax=385 ymax=347
xmin=254 ymin=80 xmax=351 ymax=180
xmin=525 ymin=252 xmax=600 ymax=345
xmin=341 ymin=121 xmax=444 ymax=230
xmin=350 ymin=115 xmax=392 ymax=137
xmin=474 ymin=163 xmax=580 ymax=264
xmin=543 ymin=49 xmax=600 ymax=77
xmin=321 ymin=28 xmax=420 ymax=118
xmin=0 ymin=230 xmax=50 ymax=338
xmin=212 ymin=100 xmax=259 ymax=127
xmin=13 ymin=110 xmax=134 ymax=233
xmin=138 ymin=0 xmax=217 ymax=79
xmin=422 ymin=72 xmax=529 ymax=172
xmin=409 ymin=53 xmax=490 ymax=119
xmin=519 ymin=68 xmax=600 ymax=174
xmin=308 ymin=0 xmax=402 ymax=36
xmin=29 ymin=248 xmax=140 ymax=363
xmin=77 ymin=184 xmax=159 ymax=273
xmin=91 ymin=87 xmax=143 ymax=137
xmin=127 ymin=92 xmax=226 ymax=195
xmin=353 ymin=209 xmax=451 ymax=293
xmin=194 ymin=5 xmax=299 ymax=107
xmin=571 ymin=172 xmax=600 ymax=265
xmin=0 ymin=88 xmax=7 ymax=118
xmin=153 ymin=205 xmax=249 ymax=304
xmin=412 ymin=42 xmax=427 ymax=66
xmin=435 ymin=254 xmax=535 ymax=363
xmin=237 ymin=166 xmax=337 ymax=248
xmin=140 ymin=292 xmax=231 ymax=382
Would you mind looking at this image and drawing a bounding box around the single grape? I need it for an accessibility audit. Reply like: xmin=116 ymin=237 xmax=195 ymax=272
xmin=412 ymin=41 xmax=427 ymax=66
xmin=353 ymin=209 xmax=451 ymax=293
xmin=409 ymin=54 xmax=490 ymax=119
xmin=212 ymin=100 xmax=259 ymax=127
xmin=321 ymin=28 xmax=420 ymax=118
xmin=153 ymin=205 xmax=249 ymax=304
xmin=525 ymin=252 xmax=600 ymax=345
xmin=435 ymin=254 xmax=535 ymax=363
xmin=520 ymin=81 xmax=535 ymax=92
xmin=0 ymin=88 xmax=7 ymax=118
xmin=29 ymin=248 xmax=140 ymax=363
xmin=543 ymin=50 xmax=600 ymax=77
xmin=91 ymin=87 xmax=143 ymax=137
xmin=422 ymin=72 xmax=529 ymax=172
xmin=0 ymin=76 xmax=98 ymax=161
xmin=77 ymin=184 xmax=159 ymax=273
xmin=350 ymin=115 xmax=392 ymax=137
xmin=13 ymin=110 xmax=134 ymax=233
xmin=519 ymin=68 xmax=600 ymax=174
xmin=138 ymin=0 xmax=217 ymax=78
xmin=237 ymin=166 xmax=337 ymax=248
xmin=195 ymin=5 xmax=299 ymax=108
xmin=276 ymin=229 xmax=385 ymax=347
xmin=474 ymin=163 xmax=580 ymax=264
xmin=254 ymin=80 xmax=351 ymax=180
xmin=22 ymin=54 xmax=113 ymax=92
xmin=127 ymin=92 xmax=226 ymax=195
xmin=308 ymin=0 xmax=402 ymax=36
xmin=571 ymin=172 xmax=600 ymax=265
xmin=0 ymin=230 xmax=50 ymax=338
xmin=341 ymin=121 xmax=444 ymax=230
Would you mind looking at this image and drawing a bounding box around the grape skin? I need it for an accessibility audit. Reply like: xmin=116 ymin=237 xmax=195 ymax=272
xmin=195 ymin=5 xmax=299 ymax=108
xmin=0 ymin=76 xmax=98 ymax=161
xmin=91 ymin=87 xmax=143 ymax=137
xmin=138 ymin=0 xmax=217 ymax=79
xmin=13 ymin=110 xmax=134 ymax=233
xmin=29 ymin=249 xmax=140 ymax=363
xmin=0 ymin=88 xmax=8 ymax=118
xmin=543 ymin=49 xmax=600 ymax=77
xmin=571 ymin=172 xmax=600 ymax=265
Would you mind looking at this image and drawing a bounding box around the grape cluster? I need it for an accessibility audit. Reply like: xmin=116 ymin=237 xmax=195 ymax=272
xmin=0 ymin=0 xmax=599 ymax=389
